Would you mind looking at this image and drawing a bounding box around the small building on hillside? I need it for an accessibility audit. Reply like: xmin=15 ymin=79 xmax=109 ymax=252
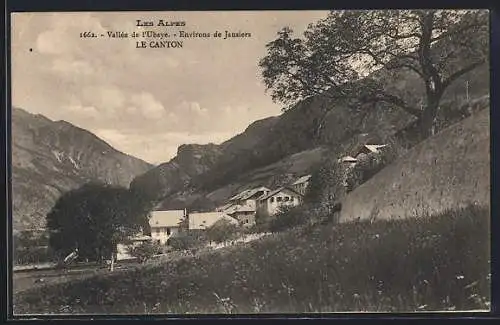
xmin=149 ymin=209 xmax=187 ymax=245
xmin=228 ymin=186 xmax=271 ymax=210
xmin=351 ymin=144 xmax=388 ymax=158
xmin=188 ymin=211 xmax=239 ymax=230
xmin=256 ymin=187 xmax=303 ymax=218
xmin=339 ymin=155 xmax=358 ymax=168
xmin=226 ymin=204 xmax=257 ymax=227
xmin=291 ymin=174 xmax=312 ymax=196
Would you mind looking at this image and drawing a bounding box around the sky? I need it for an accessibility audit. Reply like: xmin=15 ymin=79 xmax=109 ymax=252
xmin=11 ymin=11 xmax=329 ymax=164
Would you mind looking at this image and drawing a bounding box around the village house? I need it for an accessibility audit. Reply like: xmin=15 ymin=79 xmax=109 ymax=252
xmin=228 ymin=186 xmax=271 ymax=209
xmin=149 ymin=209 xmax=187 ymax=245
xmin=256 ymin=187 xmax=303 ymax=218
xmin=339 ymin=155 xmax=358 ymax=167
xmin=226 ymin=205 xmax=257 ymax=227
xmin=351 ymin=144 xmax=388 ymax=159
xmin=290 ymin=174 xmax=312 ymax=196
xmin=188 ymin=211 xmax=239 ymax=231
xmin=219 ymin=186 xmax=271 ymax=227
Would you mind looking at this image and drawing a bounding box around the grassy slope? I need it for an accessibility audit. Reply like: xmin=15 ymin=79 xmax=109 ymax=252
xmin=340 ymin=108 xmax=490 ymax=222
xmin=14 ymin=205 xmax=489 ymax=314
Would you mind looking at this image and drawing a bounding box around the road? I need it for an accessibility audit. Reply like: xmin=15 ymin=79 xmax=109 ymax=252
xmin=12 ymin=263 xmax=138 ymax=294
xmin=13 ymin=233 xmax=271 ymax=295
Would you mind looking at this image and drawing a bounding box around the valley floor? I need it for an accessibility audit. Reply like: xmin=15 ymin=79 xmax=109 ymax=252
xmin=13 ymin=205 xmax=490 ymax=314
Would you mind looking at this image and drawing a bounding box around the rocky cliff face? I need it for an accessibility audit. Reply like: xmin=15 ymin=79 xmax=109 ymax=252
xmin=12 ymin=107 xmax=153 ymax=231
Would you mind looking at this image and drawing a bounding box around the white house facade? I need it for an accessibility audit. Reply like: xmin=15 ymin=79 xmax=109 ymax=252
xmin=149 ymin=209 xmax=187 ymax=245
xmin=256 ymin=187 xmax=303 ymax=218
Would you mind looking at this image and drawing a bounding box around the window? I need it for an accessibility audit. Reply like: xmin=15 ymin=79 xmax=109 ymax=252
xmin=277 ymin=197 xmax=282 ymax=202
xmin=156 ymin=228 xmax=160 ymax=234
xmin=270 ymin=197 xmax=274 ymax=203
xmin=284 ymin=196 xmax=290 ymax=202
xmin=167 ymin=227 xmax=171 ymax=235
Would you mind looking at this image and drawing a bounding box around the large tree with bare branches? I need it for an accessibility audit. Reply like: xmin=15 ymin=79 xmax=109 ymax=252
xmin=259 ymin=10 xmax=488 ymax=138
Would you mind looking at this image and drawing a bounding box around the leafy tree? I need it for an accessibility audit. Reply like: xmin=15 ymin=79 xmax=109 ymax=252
xmin=268 ymin=205 xmax=308 ymax=232
xmin=13 ymin=230 xmax=55 ymax=265
xmin=205 ymin=219 xmax=239 ymax=244
xmin=306 ymin=157 xmax=347 ymax=205
xmin=128 ymin=241 xmax=162 ymax=263
xmin=46 ymin=182 xmax=148 ymax=263
xmin=168 ymin=233 xmax=205 ymax=251
xmin=259 ymin=10 xmax=488 ymax=139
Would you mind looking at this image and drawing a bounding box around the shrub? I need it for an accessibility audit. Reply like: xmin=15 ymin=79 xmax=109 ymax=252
xmin=352 ymin=145 xmax=398 ymax=183
xmin=206 ymin=219 xmax=240 ymax=244
xmin=268 ymin=205 xmax=310 ymax=233
xmin=306 ymin=157 xmax=346 ymax=204
xmin=128 ymin=241 xmax=162 ymax=263
xmin=168 ymin=233 xmax=205 ymax=251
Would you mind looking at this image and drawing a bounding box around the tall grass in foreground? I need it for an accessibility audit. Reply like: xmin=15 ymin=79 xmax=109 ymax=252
xmin=14 ymin=205 xmax=490 ymax=314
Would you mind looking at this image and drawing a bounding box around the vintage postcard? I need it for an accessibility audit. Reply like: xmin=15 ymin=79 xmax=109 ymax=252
xmin=9 ymin=10 xmax=490 ymax=315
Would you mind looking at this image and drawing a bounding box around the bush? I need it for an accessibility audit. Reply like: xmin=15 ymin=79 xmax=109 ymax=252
xmin=352 ymin=145 xmax=398 ymax=183
xmin=168 ymin=232 xmax=206 ymax=251
xmin=206 ymin=219 xmax=240 ymax=244
xmin=305 ymin=157 xmax=347 ymax=205
xmin=268 ymin=205 xmax=310 ymax=233
xmin=13 ymin=231 xmax=55 ymax=265
xmin=128 ymin=241 xmax=162 ymax=263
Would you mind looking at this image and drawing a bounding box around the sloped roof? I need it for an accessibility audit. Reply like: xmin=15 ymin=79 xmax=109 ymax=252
xmin=189 ymin=212 xmax=238 ymax=230
xmin=258 ymin=187 xmax=302 ymax=201
xmin=217 ymin=203 xmax=236 ymax=212
xmin=229 ymin=189 xmax=252 ymax=201
xmin=340 ymin=155 xmax=358 ymax=163
xmin=150 ymin=210 xmax=186 ymax=228
xmin=365 ymin=144 xmax=388 ymax=153
xmin=229 ymin=186 xmax=271 ymax=201
xmin=352 ymin=144 xmax=388 ymax=157
xmin=227 ymin=204 xmax=256 ymax=214
xmin=292 ymin=174 xmax=312 ymax=185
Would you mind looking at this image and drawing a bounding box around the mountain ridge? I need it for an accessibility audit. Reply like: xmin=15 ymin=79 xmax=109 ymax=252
xmin=12 ymin=107 xmax=153 ymax=231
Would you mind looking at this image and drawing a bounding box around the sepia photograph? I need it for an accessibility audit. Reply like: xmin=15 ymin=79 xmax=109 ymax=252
xmin=9 ymin=9 xmax=490 ymax=315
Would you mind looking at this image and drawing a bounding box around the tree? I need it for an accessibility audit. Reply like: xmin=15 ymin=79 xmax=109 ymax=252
xmin=259 ymin=10 xmax=488 ymax=139
xmin=205 ymin=219 xmax=239 ymax=244
xmin=128 ymin=241 xmax=162 ymax=263
xmin=268 ymin=205 xmax=308 ymax=232
xmin=46 ymin=182 xmax=148 ymax=263
xmin=168 ymin=233 xmax=205 ymax=251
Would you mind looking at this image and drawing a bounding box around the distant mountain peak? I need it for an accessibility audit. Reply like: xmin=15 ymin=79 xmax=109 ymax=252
xmin=11 ymin=107 xmax=154 ymax=231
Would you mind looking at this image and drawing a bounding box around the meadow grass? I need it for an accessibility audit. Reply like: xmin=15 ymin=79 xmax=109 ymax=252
xmin=14 ymin=204 xmax=490 ymax=314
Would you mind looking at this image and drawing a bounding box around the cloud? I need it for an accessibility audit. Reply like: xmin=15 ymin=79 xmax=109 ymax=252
xmin=66 ymin=104 xmax=99 ymax=118
xmin=50 ymin=58 xmax=94 ymax=77
xmin=93 ymin=128 xmax=233 ymax=164
xmin=130 ymin=92 xmax=166 ymax=119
